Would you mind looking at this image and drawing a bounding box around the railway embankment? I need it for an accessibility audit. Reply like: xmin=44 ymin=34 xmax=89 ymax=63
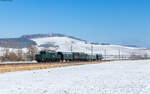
xmin=0 ymin=60 xmax=113 ymax=73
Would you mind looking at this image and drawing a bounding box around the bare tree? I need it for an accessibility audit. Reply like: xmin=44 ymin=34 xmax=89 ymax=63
xmin=129 ymin=53 xmax=143 ymax=60
xmin=1 ymin=48 xmax=10 ymax=62
xmin=144 ymin=53 xmax=148 ymax=59
xmin=17 ymin=49 xmax=24 ymax=61
xmin=8 ymin=51 xmax=17 ymax=61
xmin=27 ymin=46 xmax=38 ymax=61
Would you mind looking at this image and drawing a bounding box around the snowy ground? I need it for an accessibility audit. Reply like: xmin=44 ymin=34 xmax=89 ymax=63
xmin=0 ymin=60 xmax=150 ymax=94
xmin=0 ymin=61 xmax=37 ymax=64
xmin=32 ymin=36 xmax=150 ymax=57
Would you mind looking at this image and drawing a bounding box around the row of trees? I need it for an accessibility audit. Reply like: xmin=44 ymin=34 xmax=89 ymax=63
xmin=0 ymin=45 xmax=149 ymax=62
xmin=0 ymin=46 xmax=38 ymax=62
xmin=129 ymin=53 xmax=149 ymax=60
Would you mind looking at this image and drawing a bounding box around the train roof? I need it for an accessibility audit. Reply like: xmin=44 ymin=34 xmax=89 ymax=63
xmin=58 ymin=52 xmax=73 ymax=55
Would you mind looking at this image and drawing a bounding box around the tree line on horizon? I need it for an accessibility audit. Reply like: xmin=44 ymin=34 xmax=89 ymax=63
xmin=0 ymin=46 xmax=38 ymax=62
xmin=0 ymin=46 xmax=149 ymax=62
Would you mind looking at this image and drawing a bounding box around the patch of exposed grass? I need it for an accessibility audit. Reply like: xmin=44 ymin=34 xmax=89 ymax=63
xmin=0 ymin=60 xmax=112 ymax=73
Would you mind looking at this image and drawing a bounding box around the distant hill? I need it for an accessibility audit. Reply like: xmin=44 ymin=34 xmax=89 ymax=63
xmin=122 ymin=44 xmax=140 ymax=48
xmin=0 ymin=38 xmax=36 ymax=48
xmin=21 ymin=33 xmax=87 ymax=42
xmin=21 ymin=33 xmax=66 ymax=39
xmin=0 ymin=33 xmax=87 ymax=48
xmin=31 ymin=35 xmax=150 ymax=58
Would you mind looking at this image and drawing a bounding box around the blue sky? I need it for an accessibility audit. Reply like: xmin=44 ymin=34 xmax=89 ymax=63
xmin=0 ymin=0 xmax=150 ymax=47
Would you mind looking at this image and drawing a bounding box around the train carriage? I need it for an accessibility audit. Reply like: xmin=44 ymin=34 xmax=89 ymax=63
xmin=96 ymin=54 xmax=103 ymax=60
xmin=87 ymin=55 xmax=97 ymax=61
xmin=57 ymin=52 xmax=73 ymax=61
xmin=35 ymin=50 xmax=103 ymax=62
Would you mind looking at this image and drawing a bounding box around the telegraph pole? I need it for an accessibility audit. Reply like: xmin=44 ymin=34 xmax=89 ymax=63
xmin=91 ymin=43 xmax=93 ymax=62
xmin=104 ymin=49 xmax=107 ymax=60
xmin=70 ymin=41 xmax=73 ymax=52
xmin=118 ymin=49 xmax=121 ymax=60
xmin=91 ymin=44 xmax=93 ymax=55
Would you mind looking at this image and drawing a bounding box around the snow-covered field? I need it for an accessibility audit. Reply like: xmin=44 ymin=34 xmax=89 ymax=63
xmin=0 ymin=60 xmax=150 ymax=94
xmin=32 ymin=36 xmax=150 ymax=58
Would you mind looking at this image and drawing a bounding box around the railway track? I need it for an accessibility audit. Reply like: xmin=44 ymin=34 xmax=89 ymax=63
xmin=0 ymin=60 xmax=111 ymax=66
xmin=0 ymin=60 xmax=113 ymax=73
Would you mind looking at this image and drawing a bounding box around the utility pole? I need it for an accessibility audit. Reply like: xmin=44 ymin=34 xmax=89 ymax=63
xmin=118 ymin=49 xmax=121 ymax=60
xmin=91 ymin=43 xmax=93 ymax=62
xmin=104 ymin=49 xmax=106 ymax=60
xmin=70 ymin=41 xmax=73 ymax=52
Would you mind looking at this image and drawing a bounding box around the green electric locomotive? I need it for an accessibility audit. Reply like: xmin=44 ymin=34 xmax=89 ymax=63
xmin=35 ymin=51 xmax=61 ymax=62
